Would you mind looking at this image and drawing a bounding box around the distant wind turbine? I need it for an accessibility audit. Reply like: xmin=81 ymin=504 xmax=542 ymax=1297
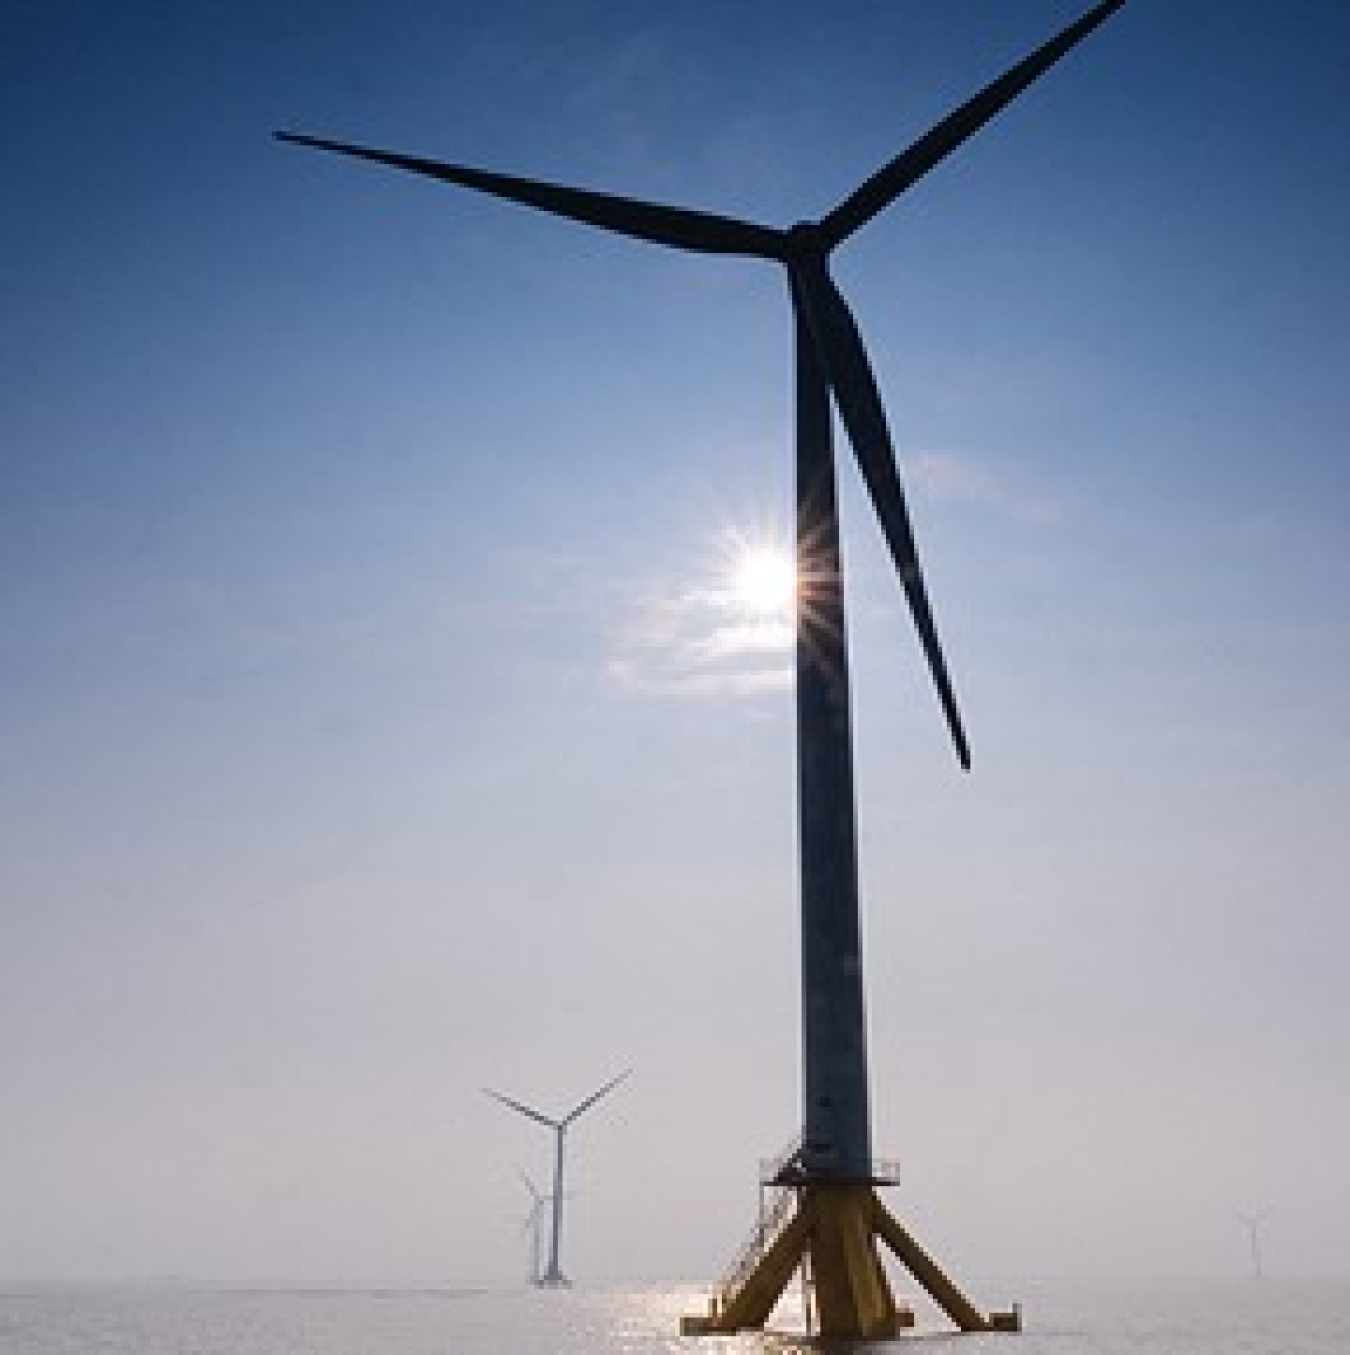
xmin=279 ymin=0 xmax=1127 ymax=1336
xmin=1239 ymin=1211 xmax=1268 ymax=1279
xmin=485 ymin=1071 xmax=631 ymax=1287
xmin=517 ymin=1171 xmax=549 ymax=1286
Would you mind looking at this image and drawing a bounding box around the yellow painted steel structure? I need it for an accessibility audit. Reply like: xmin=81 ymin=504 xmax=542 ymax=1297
xmin=682 ymin=1184 xmax=1020 ymax=1338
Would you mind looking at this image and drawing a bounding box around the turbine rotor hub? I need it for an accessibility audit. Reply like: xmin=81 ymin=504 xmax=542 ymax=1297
xmin=785 ymin=221 xmax=829 ymax=267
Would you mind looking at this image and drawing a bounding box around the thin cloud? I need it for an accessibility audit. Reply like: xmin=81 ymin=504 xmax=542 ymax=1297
xmin=610 ymin=572 xmax=794 ymax=699
xmin=907 ymin=450 xmax=1066 ymax=525
xmin=686 ymin=619 xmax=794 ymax=663
xmin=607 ymin=655 xmax=791 ymax=698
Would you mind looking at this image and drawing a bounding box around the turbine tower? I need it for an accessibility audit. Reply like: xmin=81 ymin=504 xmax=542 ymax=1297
xmin=484 ymin=1071 xmax=630 ymax=1287
xmin=279 ymin=0 xmax=1127 ymax=1336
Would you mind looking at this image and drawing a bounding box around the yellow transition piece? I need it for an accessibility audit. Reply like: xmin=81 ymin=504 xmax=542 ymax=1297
xmin=682 ymin=1184 xmax=1021 ymax=1340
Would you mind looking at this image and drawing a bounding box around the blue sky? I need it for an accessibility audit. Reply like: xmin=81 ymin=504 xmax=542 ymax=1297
xmin=2 ymin=0 xmax=1348 ymax=1289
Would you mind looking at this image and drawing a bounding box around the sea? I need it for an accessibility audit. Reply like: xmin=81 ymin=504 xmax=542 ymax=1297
xmin=1 ymin=1277 xmax=1346 ymax=1354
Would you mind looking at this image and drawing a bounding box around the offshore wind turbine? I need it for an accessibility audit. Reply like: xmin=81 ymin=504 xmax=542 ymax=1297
xmin=517 ymin=1171 xmax=571 ymax=1286
xmin=517 ymin=1171 xmax=549 ymax=1286
xmin=1240 ymin=1211 xmax=1268 ymax=1279
xmin=278 ymin=0 xmax=1127 ymax=1336
xmin=484 ymin=1071 xmax=630 ymax=1287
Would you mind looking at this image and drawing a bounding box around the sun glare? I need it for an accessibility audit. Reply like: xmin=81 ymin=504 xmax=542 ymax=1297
xmin=731 ymin=543 xmax=796 ymax=620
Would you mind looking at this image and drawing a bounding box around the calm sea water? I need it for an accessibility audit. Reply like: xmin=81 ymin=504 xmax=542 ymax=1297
xmin=1 ymin=1278 xmax=1346 ymax=1354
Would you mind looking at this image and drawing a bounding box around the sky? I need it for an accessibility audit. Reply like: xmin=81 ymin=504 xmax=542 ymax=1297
xmin=2 ymin=0 xmax=1348 ymax=1293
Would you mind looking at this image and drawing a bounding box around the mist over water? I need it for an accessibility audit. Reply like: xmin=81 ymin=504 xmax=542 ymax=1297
xmin=4 ymin=0 xmax=1349 ymax=1319
xmin=2 ymin=1279 xmax=1347 ymax=1355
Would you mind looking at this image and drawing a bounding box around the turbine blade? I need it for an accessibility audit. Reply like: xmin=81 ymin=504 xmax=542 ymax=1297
xmin=275 ymin=132 xmax=784 ymax=260
xmin=518 ymin=1169 xmax=542 ymax=1202
xmin=821 ymin=0 xmax=1127 ymax=248
xmin=483 ymin=1087 xmax=558 ymax=1129
xmin=562 ymin=1068 xmax=632 ymax=1127
xmin=790 ymin=265 xmax=970 ymax=769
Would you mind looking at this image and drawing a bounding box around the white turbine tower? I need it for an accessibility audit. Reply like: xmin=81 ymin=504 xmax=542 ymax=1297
xmin=485 ymin=1071 xmax=631 ymax=1287
xmin=517 ymin=1171 xmax=549 ymax=1286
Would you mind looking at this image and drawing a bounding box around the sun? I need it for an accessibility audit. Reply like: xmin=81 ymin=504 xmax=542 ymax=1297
xmin=731 ymin=542 xmax=796 ymax=620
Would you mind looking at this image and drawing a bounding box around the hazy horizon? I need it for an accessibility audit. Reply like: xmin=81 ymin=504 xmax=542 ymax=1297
xmin=3 ymin=0 xmax=1347 ymax=1290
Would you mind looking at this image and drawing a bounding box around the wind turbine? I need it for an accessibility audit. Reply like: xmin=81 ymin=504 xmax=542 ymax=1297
xmin=1239 ymin=1211 xmax=1268 ymax=1279
xmin=278 ymin=0 xmax=1127 ymax=1336
xmin=517 ymin=1171 xmax=549 ymax=1286
xmin=484 ymin=1071 xmax=630 ymax=1287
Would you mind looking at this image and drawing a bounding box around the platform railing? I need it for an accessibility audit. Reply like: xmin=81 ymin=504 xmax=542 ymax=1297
xmin=711 ymin=1138 xmax=904 ymax=1318
xmin=762 ymin=1148 xmax=902 ymax=1186
xmin=758 ymin=1135 xmax=804 ymax=1185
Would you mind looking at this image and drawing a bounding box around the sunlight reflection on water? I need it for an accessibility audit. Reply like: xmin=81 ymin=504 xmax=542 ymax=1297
xmin=1 ymin=1279 xmax=1348 ymax=1355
